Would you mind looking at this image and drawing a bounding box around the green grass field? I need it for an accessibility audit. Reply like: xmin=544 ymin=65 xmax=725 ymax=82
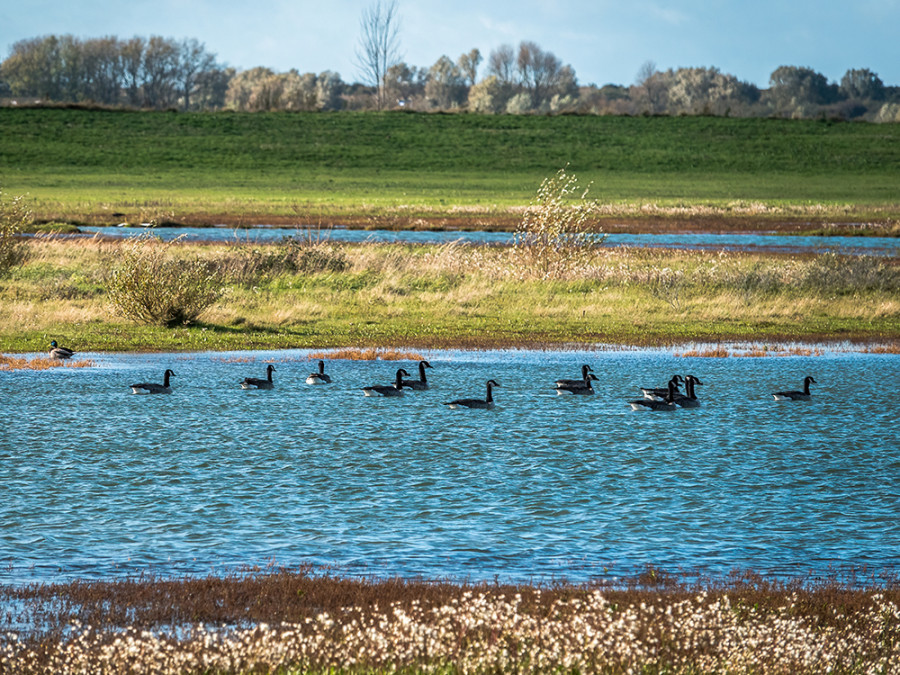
xmin=2 ymin=108 xmax=899 ymax=224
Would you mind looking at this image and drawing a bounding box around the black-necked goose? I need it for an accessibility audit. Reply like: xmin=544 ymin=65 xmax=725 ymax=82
xmin=555 ymin=372 xmax=599 ymax=395
xmin=629 ymin=378 xmax=677 ymax=411
xmin=444 ymin=379 xmax=499 ymax=409
xmin=773 ymin=375 xmax=816 ymax=401
xmin=641 ymin=374 xmax=683 ymax=400
xmin=556 ymin=364 xmax=594 ymax=387
xmin=305 ymin=360 xmax=332 ymax=385
xmin=363 ymin=368 xmax=410 ymax=397
xmin=49 ymin=340 xmax=75 ymax=359
xmin=672 ymin=375 xmax=703 ymax=408
xmin=404 ymin=360 xmax=433 ymax=390
xmin=241 ymin=364 xmax=276 ymax=390
xmin=130 ymin=369 xmax=175 ymax=394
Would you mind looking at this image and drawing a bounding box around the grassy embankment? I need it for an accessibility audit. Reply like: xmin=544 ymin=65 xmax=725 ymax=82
xmin=2 ymin=235 xmax=898 ymax=353
xmin=2 ymin=107 xmax=899 ymax=231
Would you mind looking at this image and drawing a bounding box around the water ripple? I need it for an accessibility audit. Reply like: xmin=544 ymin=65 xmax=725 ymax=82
xmin=3 ymin=349 xmax=899 ymax=585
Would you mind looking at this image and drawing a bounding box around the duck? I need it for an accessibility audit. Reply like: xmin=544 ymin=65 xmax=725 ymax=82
xmin=629 ymin=378 xmax=677 ymax=411
xmin=363 ymin=368 xmax=410 ymax=397
xmin=773 ymin=375 xmax=816 ymax=401
xmin=305 ymin=360 xmax=332 ymax=385
xmin=444 ymin=379 xmax=499 ymax=409
xmin=403 ymin=360 xmax=433 ymax=390
xmin=241 ymin=364 xmax=276 ymax=390
xmin=49 ymin=340 xmax=75 ymax=359
xmin=672 ymin=375 xmax=703 ymax=408
xmin=555 ymin=372 xmax=599 ymax=395
xmin=130 ymin=369 xmax=175 ymax=394
xmin=641 ymin=374 xmax=683 ymax=401
xmin=555 ymin=364 xmax=594 ymax=387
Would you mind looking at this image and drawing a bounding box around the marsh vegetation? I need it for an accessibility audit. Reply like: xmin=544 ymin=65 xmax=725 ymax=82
xmin=1 ymin=233 xmax=897 ymax=352
xmin=2 ymin=569 xmax=899 ymax=674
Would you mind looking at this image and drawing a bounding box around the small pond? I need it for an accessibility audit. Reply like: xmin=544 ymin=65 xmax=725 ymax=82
xmin=77 ymin=226 xmax=900 ymax=256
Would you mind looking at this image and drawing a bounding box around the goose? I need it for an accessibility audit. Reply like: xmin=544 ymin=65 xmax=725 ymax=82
xmin=404 ymin=360 xmax=433 ymax=390
xmin=629 ymin=378 xmax=677 ymax=411
xmin=773 ymin=375 xmax=816 ymax=401
xmin=556 ymin=364 xmax=594 ymax=387
xmin=444 ymin=379 xmax=499 ymax=409
xmin=555 ymin=372 xmax=599 ymax=395
xmin=49 ymin=340 xmax=75 ymax=359
xmin=241 ymin=364 xmax=276 ymax=390
xmin=130 ymin=369 xmax=175 ymax=394
xmin=363 ymin=368 xmax=410 ymax=397
xmin=672 ymin=375 xmax=703 ymax=408
xmin=641 ymin=374 xmax=683 ymax=400
xmin=305 ymin=360 xmax=332 ymax=385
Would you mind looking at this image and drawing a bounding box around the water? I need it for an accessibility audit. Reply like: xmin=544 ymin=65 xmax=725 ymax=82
xmin=76 ymin=226 xmax=900 ymax=256
xmin=3 ymin=348 xmax=899 ymax=586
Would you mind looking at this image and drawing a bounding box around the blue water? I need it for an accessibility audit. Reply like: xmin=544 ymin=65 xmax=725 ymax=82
xmin=77 ymin=226 xmax=900 ymax=256
xmin=3 ymin=348 xmax=899 ymax=586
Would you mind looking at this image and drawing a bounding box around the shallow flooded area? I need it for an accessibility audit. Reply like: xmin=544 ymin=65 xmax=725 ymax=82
xmin=3 ymin=347 xmax=899 ymax=585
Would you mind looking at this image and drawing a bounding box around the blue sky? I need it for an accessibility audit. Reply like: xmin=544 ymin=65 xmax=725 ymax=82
xmin=2 ymin=0 xmax=898 ymax=88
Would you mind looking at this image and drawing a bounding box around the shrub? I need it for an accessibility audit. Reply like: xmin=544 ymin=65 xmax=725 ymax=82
xmin=0 ymin=187 xmax=31 ymax=277
xmin=510 ymin=166 xmax=604 ymax=279
xmin=105 ymin=235 xmax=224 ymax=326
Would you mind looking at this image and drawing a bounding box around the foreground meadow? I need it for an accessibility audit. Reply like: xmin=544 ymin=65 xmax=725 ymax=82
xmin=2 ymin=569 xmax=899 ymax=674
xmin=1 ymin=234 xmax=898 ymax=352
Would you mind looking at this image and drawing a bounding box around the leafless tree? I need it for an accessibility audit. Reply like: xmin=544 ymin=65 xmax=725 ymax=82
xmin=355 ymin=0 xmax=402 ymax=109
xmin=457 ymin=48 xmax=481 ymax=87
xmin=177 ymin=38 xmax=216 ymax=110
xmin=425 ymin=55 xmax=466 ymax=109
xmin=516 ymin=41 xmax=565 ymax=108
xmin=487 ymin=44 xmax=516 ymax=85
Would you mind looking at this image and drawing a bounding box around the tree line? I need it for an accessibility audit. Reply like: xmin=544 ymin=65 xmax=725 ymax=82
xmin=2 ymin=33 xmax=899 ymax=122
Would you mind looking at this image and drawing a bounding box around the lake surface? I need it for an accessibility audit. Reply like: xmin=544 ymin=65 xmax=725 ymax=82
xmin=3 ymin=348 xmax=899 ymax=587
xmin=77 ymin=226 xmax=900 ymax=256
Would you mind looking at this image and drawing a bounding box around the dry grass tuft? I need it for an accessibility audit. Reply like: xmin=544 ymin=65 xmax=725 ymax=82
xmin=0 ymin=354 xmax=95 ymax=370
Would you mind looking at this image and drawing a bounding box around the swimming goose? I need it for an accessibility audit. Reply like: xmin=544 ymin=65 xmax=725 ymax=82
xmin=772 ymin=375 xmax=816 ymax=401
xmin=444 ymin=379 xmax=499 ymax=409
xmin=555 ymin=372 xmax=599 ymax=395
xmin=305 ymin=360 xmax=332 ymax=385
xmin=241 ymin=364 xmax=276 ymax=390
xmin=556 ymin=364 xmax=594 ymax=387
xmin=403 ymin=360 xmax=433 ymax=390
xmin=641 ymin=374 xmax=683 ymax=400
xmin=49 ymin=340 xmax=75 ymax=359
xmin=629 ymin=378 xmax=677 ymax=411
xmin=363 ymin=368 xmax=410 ymax=397
xmin=672 ymin=375 xmax=703 ymax=408
xmin=130 ymin=369 xmax=175 ymax=394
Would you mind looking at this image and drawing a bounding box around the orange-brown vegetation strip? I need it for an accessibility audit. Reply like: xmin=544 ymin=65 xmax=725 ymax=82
xmin=308 ymin=347 xmax=426 ymax=361
xmin=676 ymin=345 xmax=828 ymax=358
xmin=2 ymin=568 xmax=899 ymax=673
xmin=0 ymin=354 xmax=94 ymax=371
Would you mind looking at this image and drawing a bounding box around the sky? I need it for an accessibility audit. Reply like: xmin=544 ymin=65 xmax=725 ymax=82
xmin=2 ymin=0 xmax=898 ymax=88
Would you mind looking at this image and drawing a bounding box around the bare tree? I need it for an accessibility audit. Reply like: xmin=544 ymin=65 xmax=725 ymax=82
xmin=487 ymin=44 xmax=516 ymax=85
xmin=516 ymin=41 xmax=566 ymax=108
xmin=457 ymin=48 xmax=481 ymax=87
xmin=355 ymin=0 xmax=401 ymax=109
xmin=176 ymin=38 xmax=215 ymax=110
